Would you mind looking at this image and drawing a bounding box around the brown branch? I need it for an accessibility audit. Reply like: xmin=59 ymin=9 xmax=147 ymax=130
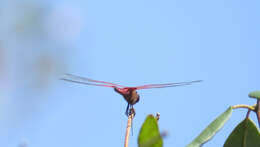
xmin=245 ymin=109 xmax=251 ymax=119
xmin=255 ymin=100 xmax=260 ymax=128
xmin=124 ymin=109 xmax=135 ymax=147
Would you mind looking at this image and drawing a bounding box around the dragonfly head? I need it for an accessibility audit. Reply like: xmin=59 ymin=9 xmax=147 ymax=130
xmin=114 ymin=87 xmax=137 ymax=95
xmin=114 ymin=87 xmax=130 ymax=95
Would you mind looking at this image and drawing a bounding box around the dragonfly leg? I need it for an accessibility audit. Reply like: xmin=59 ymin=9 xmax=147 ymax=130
xmin=125 ymin=104 xmax=136 ymax=116
xmin=125 ymin=103 xmax=130 ymax=116
xmin=129 ymin=106 xmax=135 ymax=116
xmin=129 ymin=106 xmax=135 ymax=136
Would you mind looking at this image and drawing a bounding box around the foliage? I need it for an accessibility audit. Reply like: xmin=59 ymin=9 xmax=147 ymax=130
xmin=138 ymin=115 xmax=163 ymax=147
xmin=186 ymin=107 xmax=232 ymax=147
xmin=137 ymin=91 xmax=260 ymax=147
xmin=224 ymin=118 xmax=260 ymax=147
xmin=249 ymin=91 xmax=260 ymax=100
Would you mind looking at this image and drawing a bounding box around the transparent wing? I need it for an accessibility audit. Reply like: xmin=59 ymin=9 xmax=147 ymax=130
xmin=135 ymin=80 xmax=202 ymax=90
xmin=61 ymin=73 xmax=125 ymax=88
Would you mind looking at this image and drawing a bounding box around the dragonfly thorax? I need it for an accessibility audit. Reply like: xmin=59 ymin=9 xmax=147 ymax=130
xmin=114 ymin=87 xmax=140 ymax=105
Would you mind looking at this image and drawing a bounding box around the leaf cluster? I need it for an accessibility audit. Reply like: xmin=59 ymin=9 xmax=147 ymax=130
xmin=135 ymin=91 xmax=260 ymax=147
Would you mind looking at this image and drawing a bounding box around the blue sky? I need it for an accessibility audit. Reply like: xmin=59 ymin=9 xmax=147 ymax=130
xmin=0 ymin=0 xmax=259 ymax=147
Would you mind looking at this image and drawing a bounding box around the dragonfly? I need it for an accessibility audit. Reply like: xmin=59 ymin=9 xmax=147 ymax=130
xmin=61 ymin=73 xmax=202 ymax=116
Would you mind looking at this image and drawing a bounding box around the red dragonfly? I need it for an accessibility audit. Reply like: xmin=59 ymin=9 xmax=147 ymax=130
xmin=61 ymin=74 xmax=202 ymax=115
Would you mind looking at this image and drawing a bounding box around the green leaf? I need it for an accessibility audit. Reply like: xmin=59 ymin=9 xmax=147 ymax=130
xmin=138 ymin=115 xmax=163 ymax=147
xmin=249 ymin=91 xmax=260 ymax=100
xmin=186 ymin=106 xmax=233 ymax=147
xmin=224 ymin=118 xmax=260 ymax=147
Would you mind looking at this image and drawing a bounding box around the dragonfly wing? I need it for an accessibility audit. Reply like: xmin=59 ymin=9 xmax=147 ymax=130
xmin=135 ymin=80 xmax=202 ymax=90
xmin=61 ymin=74 xmax=125 ymax=88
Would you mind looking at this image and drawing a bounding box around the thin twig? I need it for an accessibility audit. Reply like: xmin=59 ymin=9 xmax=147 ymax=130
xmin=255 ymin=100 xmax=260 ymax=128
xmin=124 ymin=109 xmax=135 ymax=147
xmin=245 ymin=109 xmax=251 ymax=119
xmin=232 ymin=104 xmax=255 ymax=111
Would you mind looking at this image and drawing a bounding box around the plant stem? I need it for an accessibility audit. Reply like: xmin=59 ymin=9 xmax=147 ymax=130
xmin=245 ymin=109 xmax=251 ymax=119
xmin=255 ymin=100 xmax=260 ymax=128
xmin=232 ymin=104 xmax=255 ymax=111
xmin=124 ymin=109 xmax=135 ymax=147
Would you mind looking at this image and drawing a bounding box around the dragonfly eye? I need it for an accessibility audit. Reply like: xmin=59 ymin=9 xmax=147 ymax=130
xmin=114 ymin=87 xmax=120 ymax=93
xmin=114 ymin=87 xmax=127 ymax=94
